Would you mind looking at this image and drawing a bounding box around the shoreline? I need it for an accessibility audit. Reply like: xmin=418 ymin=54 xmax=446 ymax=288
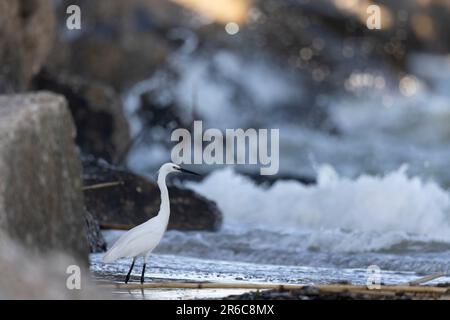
xmin=91 ymin=250 xmax=450 ymax=300
xmin=93 ymin=278 xmax=450 ymax=300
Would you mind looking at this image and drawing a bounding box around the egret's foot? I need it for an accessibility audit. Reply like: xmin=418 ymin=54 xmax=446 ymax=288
xmin=140 ymin=263 xmax=146 ymax=284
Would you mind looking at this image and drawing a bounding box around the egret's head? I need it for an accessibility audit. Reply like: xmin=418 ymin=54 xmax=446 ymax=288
xmin=159 ymin=162 xmax=200 ymax=176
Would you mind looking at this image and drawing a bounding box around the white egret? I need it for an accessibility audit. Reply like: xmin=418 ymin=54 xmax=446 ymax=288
xmin=102 ymin=162 xmax=200 ymax=283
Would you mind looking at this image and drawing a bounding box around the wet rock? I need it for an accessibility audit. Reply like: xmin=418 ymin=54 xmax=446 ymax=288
xmin=82 ymin=156 xmax=223 ymax=231
xmin=0 ymin=92 xmax=88 ymax=260
xmin=48 ymin=0 xmax=187 ymax=91
xmin=85 ymin=210 xmax=107 ymax=253
xmin=0 ymin=0 xmax=55 ymax=92
xmin=240 ymin=172 xmax=316 ymax=187
xmin=246 ymin=0 xmax=450 ymax=69
xmin=247 ymin=0 xmax=399 ymax=64
xmin=0 ymin=234 xmax=108 ymax=299
xmin=174 ymin=171 xmax=316 ymax=187
xmin=225 ymin=286 xmax=413 ymax=300
xmin=32 ymin=70 xmax=130 ymax=163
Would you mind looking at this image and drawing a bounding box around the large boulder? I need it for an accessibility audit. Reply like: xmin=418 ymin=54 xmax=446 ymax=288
xmin=0 ymin=234 xmax=107 ymax=299
xmin=0 ymin=0 xmax=55 ymax=92
xmin=0 ymin=92 xmax=89 ymax=260
xmin=82 ymin=156 xmax=223 ymax=231
xmin=33 ymin=70 xmax=131 ymax=163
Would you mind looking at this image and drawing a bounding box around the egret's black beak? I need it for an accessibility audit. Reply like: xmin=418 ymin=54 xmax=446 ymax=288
xmin=178 ymin=167 xmax=201 ymax=176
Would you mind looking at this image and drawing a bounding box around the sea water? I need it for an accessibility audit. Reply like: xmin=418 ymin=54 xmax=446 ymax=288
xmin=92 ymin=52 xmax=450 ymax=298
xmin=91 ymin=166 xmax=450 ymax=298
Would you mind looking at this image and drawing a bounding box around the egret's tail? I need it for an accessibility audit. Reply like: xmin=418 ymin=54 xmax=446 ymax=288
xmin=102 ymin=247 xmax=119 ymax=263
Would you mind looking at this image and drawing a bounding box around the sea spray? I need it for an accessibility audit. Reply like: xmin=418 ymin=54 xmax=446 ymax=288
xmin=187 ymin=165 xmax=450 ymax=246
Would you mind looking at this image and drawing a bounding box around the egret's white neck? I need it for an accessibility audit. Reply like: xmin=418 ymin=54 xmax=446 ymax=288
xmin=157 ymin=171 xmax=170 ymax=221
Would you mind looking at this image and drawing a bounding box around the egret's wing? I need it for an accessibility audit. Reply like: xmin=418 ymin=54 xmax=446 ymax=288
xmin=102 ymin=218 xmax=162 ymax=262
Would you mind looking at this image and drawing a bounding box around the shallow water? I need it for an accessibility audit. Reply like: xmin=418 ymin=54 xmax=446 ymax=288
xmin=92 ymin=230 xmax=450 ymax=299
xmin=90 ymin=251 xmax=450 ymax=299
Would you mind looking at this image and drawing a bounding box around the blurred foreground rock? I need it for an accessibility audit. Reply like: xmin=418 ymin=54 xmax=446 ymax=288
xmin=33 ymin=70 xmax=130 ymax=163
xmin=82 ymin=156 xmax=223 ymax=231
xmin=0 ymin=234 xmax=107 ymax=299
xmin=0 ymin=0 xmax=55 ymax=92
xmin=0 ymin=92 xmax=89 ymax=259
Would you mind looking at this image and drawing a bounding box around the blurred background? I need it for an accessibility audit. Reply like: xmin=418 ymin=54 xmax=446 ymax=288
xmin=1 ymin=0 xmax=450 ymax=298
xmin=45 ymin=0 xmax=450 ymax=182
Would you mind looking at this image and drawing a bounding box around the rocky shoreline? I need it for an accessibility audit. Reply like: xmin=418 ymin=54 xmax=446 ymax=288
xmin=225 ymin=285 xmax=450 ymax=300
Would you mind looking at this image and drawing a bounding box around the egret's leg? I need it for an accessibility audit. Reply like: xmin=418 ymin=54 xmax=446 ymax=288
xmin=140 ymin=263 xmax=146 ymax=284
xmin=125 ymin=258 xmax=136 ymax=284
xmin=141 ymin=254 xmax=151 ymax=284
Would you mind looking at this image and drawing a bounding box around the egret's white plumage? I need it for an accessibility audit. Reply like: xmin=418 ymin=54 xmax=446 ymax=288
xmin=102 ymin=162 xmax=199 ymax=283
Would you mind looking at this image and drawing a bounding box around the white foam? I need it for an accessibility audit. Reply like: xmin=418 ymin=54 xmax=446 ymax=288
xmin=187 ymin=166 xmax=450 ymax=251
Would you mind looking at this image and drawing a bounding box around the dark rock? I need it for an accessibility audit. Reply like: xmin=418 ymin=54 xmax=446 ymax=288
xmin=85 ymin=210 xmax=107 ymax=253
xmin=138 ymin=91 xmax=189 ymax=135
xmin=0 ymin=0 xmax=55 ymax=93
xmin=32 ymin=70 xmax=130 ymax=163
xmin=125 ymin=91 xmax=193 ymax=156
xmin=240 ymin=172 xmax=316 ymax=187
xmin=225 ymin=286 xmax=413 ymax=300
xmin=47 ymin=0 xmax=187 ymax=91
xmin=173 ymin=170 xmax=316 ymax=187
xmin=0 ymin=92 xmax=88 ymax=261
xmin=82 ymin=156 xmax=223 ymax=231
